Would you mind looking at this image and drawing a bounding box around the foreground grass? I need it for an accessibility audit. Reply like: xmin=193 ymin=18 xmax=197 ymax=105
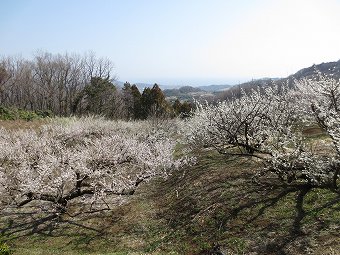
xmin=0 ymin=148 xmax=338 ymax=255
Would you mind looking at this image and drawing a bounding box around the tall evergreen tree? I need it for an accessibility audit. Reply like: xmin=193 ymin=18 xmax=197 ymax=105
xmin=122 ymin=82 xmax=142 ymax=119
xmin=141 ymin=87 xmax=152 ymax=119
xmin=141 ymin=83 xmax=170 ymax=119
xmin=130 ymin=84 xmax=142 ymax=119
xmin=83 ymin=77 xmax=116 ymax=116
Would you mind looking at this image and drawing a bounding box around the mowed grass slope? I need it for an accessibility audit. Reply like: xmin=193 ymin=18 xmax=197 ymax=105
xmin=0 ymin=124 xmax=339 ymax=255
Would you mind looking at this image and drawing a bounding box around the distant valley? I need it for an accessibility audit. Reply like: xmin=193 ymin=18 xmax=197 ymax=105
xmin=116 ymin=59 xmax=340 ymax=102
xmin=115 ymin=81 xmax=232 ymax=101
xmin=115 ymin=81 xmax=232 ymax=92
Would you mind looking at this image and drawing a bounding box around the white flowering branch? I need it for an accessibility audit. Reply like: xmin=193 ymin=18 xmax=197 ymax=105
xmin=184 ymin=78 xmax=339 ymax=192
xmin=0 ymin=117 xmax=190 ymax=213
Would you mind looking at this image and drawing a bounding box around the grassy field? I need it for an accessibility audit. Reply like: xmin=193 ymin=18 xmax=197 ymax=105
xmin=0 ymin=123 xmax=339 ymax=255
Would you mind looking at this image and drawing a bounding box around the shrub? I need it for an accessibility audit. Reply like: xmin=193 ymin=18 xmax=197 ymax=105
xmin=18 ymin=109 xmax=39 ymax=121
xmin=0 ymin=106 xmax=51 ymax=121
xmin=35 ymin=109 xmax=53 ymax=118
xmin=0 ymin=242 xmax=11 ymax=255
xmin=0 ymin=106 xmax=15 ymax=120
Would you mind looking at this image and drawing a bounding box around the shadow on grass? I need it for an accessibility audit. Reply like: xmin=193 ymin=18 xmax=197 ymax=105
xmin=250 ymin=184 xmax=339 ymax=255
xmin=153 ymin=154 xmax=340 ymax=255
xmin=0 ymin=152 xmax=338 ymax=255
xmin=0 ymin=204 xmax=121 ymax=251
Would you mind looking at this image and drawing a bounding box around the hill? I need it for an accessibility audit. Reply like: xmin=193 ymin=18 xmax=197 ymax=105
xmin=197 ymin=84 xmax=232 ymax=92
xmin=164 ymin=86 xmax=202 ymax=99
xmin=163 ymin=85 xmax=233 ymax=102
xmin=218 ymin=59 xmax=340 ymax=100
xmin=291 ymin=59 xmax=340 ymax=79
xmin=164 ymin=86 xmax=203 ymax=96
xmin=163 ymin=86 xmax=215 ymax=102
xmin=1 ymin=143 xmax=338 ymax=255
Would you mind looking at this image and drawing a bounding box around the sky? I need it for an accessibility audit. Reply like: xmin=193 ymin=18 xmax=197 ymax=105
xmin=1 ymin=0 xmax=340 ymax=86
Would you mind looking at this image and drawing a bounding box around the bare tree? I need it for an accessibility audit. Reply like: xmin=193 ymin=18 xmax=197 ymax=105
xmin=0 ymin=51 xmax=117 ymax=116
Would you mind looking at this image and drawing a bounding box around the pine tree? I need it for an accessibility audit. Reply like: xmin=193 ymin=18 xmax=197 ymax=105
xmin=83 ymin=77 xmax=116 ymax=116
xmin=130 ymin=84 xmax=142 ymax=119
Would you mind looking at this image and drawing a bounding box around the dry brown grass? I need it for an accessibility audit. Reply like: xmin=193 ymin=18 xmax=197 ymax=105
xmin=0 ymin=119 xmax=49 ymax=131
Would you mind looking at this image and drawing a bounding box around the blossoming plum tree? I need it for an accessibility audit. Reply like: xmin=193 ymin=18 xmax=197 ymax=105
xmin=294 ymin=72 xmax=340 ymax=191
xmin=184 ymin=75 xmax=339 ymax=192
xmin=0 ymin=117 xmax=189 ymax=213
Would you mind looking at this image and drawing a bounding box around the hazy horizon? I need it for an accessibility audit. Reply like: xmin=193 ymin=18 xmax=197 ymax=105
xmin=1 ymin=0 xmax=340 ymax=86
xmin=115 ymin=77 xmax=282 ymax=88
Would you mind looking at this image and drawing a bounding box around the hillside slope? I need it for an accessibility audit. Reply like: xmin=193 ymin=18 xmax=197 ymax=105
xmin=1 ymin=148 xmax=338 ymax=255
xmin=291 ymin=60 xmax=340 ymax=79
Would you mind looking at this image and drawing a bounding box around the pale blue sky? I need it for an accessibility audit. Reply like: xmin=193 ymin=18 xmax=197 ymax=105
xmin=1 ymin=0 xmax=340 ymax=85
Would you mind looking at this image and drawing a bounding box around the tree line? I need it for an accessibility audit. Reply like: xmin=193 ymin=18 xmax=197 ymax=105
xmin=0 ymin=52 xmax=193 ymax=119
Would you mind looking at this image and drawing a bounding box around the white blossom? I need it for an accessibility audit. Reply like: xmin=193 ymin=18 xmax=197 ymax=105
xmin=0 ymin=117 xmax=190 ymax=212
xmin=184 ymin=77 xmax=339 ymax=191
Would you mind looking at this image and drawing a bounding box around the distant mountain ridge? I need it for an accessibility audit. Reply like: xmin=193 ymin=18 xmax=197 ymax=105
xmin=218 ymin=59 xmax=340 ymax=100
xmin=290 ymin=59 xmax=340 ymax=79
